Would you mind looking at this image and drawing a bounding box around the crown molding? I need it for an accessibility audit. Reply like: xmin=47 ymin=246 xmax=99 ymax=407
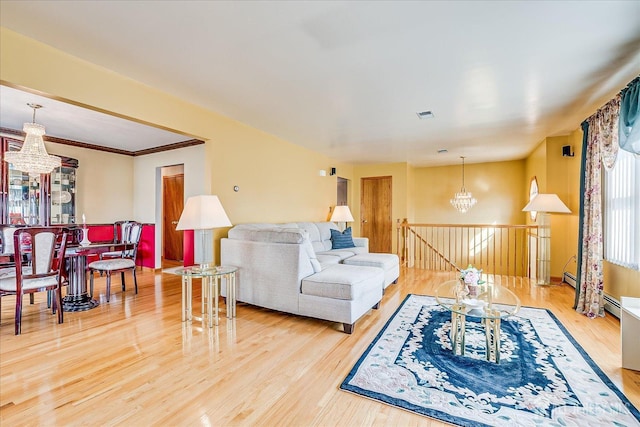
xmin=0 ymin=127 xmax=204 ymax=156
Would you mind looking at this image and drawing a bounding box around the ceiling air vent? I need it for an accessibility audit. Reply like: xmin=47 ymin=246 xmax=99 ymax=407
xmin=416 ymin=110 xmax=434 ymax=119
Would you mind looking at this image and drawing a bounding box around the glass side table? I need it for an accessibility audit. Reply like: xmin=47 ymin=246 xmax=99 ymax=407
xmin=435 ymin=279 xmax=520 ymax=363
xmin=164 ymin=265 xmax=238 ymax=328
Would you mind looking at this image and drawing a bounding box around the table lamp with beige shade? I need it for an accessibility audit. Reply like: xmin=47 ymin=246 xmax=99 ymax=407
xmin=176 ymin=195 xmax=232 ymax=269
xmin=330 ymin=205 xmax=354 ymax=231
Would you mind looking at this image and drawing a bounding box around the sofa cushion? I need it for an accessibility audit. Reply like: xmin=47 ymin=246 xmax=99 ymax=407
xmin=342 ymin=253 xmax=399 ymax=270
xmin=343 ymin=253 xmax=400 ymax=289
xmin=228 ymin=225 xmax=307 ymax=244
xmin=301 ymin=265 xmax=384 ymax=300
xmin=316 ymin=249 xmax=356 ymax=261
xmin=296 ymin=222 xmax=340 ymax=252
xmin=316 ymin=254 xmax=342 ymax=267
xmin=330 ymin=227 xmax=355 ymax=249
xmin=301 ymin=238 xmax=322 ymax=273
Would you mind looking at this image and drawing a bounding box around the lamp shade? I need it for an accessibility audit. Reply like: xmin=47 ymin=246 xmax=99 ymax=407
xmin=330 ymin=205 xmax=354 ymax=222
xmin=176 ymin=195 xmax=232 ymax=230
xmin=522 ymin=193 xmax=571 ymax=213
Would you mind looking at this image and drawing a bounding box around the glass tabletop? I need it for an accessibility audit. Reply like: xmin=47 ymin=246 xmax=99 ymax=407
xmin=435 ymin=279 xmax=520 ymax=319
xmin=163 ymin=265 xmax=238 ymax=277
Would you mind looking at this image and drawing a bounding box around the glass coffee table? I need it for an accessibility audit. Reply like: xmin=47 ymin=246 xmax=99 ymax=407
xmin=435 ymin=279 xmax=520 ymax=363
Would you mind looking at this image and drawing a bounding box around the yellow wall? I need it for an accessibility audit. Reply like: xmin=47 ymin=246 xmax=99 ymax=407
xmin=546 ymin=135 xmax=580 ymax=278
xmin=212 ymin=133 xmax=354 ymax=225
xmin=412 ymin=160 xmax=527 ymax=225
xmin=348 ymin=160 xmax=528 ymax=253
xmin=525 ymin=135 xmax=581 ymax=279
xmin=525 ymin=139 xmax=547 ymax=199
xmin=406 ymin=163 xmax=417 ymax=223
xmin=605 ymin=261 xmax=640 ymax=299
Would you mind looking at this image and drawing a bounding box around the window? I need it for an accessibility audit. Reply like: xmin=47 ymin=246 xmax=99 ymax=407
xmin=528 ymin=176 xmax=539 ymax=221
xmin=604 ymin=148 xmax=640 ymax=270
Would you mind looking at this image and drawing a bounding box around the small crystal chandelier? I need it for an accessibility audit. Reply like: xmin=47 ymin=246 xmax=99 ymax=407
xmin=450 ymin=156 xmax=477 ymax=213
xmin=4 ymin=103 xmax=61 ymax=174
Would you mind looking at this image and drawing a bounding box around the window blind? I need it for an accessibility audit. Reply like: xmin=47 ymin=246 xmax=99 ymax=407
xmin=604 ymin=148 xmax=640 ymax=270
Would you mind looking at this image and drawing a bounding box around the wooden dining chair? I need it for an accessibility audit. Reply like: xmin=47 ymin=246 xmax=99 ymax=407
xmin=0 ymin=227 xmax=68 ymax=335
xmin=1 ymin=225 xmax=37 ymax=304
xmin=99 ymin=220 xmax=138 ymax=260
xmin=1 ymin=226 xmax=17 ymax=254
xmin=88 ymin=222 xmax=142 ymax=302
xmin=1 ymin=226 xmax=19 ymax=269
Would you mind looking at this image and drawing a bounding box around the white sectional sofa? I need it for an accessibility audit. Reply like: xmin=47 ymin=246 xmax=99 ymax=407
xmin=220 ymin=222 xmax=399 ymax=333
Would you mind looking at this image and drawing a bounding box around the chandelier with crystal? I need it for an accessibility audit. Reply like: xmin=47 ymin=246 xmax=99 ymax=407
xmin=450 ymin=156 xmax=477 ymax=213
xmin=4 ymin=103 xmax=61 ymax=174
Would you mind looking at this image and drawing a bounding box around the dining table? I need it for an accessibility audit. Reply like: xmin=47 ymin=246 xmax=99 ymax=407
xmin=63 ymin=242 xmax=134 ymax=312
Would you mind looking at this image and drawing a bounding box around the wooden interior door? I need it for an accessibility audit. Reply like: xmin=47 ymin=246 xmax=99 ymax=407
xmin=163 ymin=174 xmax=184 ymax=261
xmin=360 ymin=176 xmax=392 ymax=253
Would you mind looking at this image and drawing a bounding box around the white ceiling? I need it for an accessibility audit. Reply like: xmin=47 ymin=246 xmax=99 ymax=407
xmin=0 ymin=85 xmax=193 ymax=151
xmin=1 ymin=1 xmax=639 ymax=165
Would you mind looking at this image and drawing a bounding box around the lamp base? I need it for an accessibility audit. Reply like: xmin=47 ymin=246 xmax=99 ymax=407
xmin=194 ymin=229 xmax=214 ymax=266
xmin=192 ymin=263 xmax=213 ymax=273
xmin=535 ymin=212 xmax=551 ymax=287
xmin=533 ymin=276 xmax=565 ymax=286
xmin=534 ymin=281 xmax=553 ymax=286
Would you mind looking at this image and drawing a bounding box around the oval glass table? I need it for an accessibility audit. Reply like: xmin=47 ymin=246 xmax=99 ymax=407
xmin=435 ymin=279 xmax=520 ymax=363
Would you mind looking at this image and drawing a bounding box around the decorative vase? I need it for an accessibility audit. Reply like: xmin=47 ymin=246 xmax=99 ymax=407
xmin=467 ymin=283 xmax=480 ymax=298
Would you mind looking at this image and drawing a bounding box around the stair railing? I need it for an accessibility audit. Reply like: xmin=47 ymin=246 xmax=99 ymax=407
xmin=396 ymin=219 xmax=538 ymax=280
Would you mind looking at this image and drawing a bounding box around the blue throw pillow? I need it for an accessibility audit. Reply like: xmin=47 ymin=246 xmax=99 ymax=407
xmin=330 ymin=227 xmax=355 ymax=249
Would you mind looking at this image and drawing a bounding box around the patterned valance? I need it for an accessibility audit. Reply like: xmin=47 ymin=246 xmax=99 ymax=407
xmin=593 ymin=95 xmax=621 ymax=170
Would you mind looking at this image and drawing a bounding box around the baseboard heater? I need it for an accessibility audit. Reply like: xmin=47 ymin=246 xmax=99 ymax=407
xmin=562 ymin=272 xmax=620 ymax=318
xmin=603 ymin=294 xmax=621 ymax=318
xmin=563 ymin=272 xmax=576 ymax=288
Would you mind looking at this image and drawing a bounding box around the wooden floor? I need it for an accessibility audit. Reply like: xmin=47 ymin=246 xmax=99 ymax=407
xmin=1 ymin=267 xmax=638 ymax=426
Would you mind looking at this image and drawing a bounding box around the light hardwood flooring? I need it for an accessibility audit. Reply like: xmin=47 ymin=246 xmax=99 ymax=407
xmin=1 ymin=267 xmax=638 ymax=426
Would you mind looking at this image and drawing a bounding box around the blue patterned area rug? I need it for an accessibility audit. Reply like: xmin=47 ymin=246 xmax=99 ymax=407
xmin=341 ymin=294 xmax=640 ymax=426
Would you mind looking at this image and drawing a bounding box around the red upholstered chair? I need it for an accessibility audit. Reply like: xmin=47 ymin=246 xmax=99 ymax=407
xmin=0 ymin=227 xmax=68 ymax=335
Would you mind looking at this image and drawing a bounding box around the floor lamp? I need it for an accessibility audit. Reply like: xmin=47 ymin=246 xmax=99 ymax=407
xmin=522 ymin=194 xmax=570 ymax=285
xmin=176 ymin=195 xmax=232 ymax=269
xmin=330 ymin=205 xmax=354 ymax=231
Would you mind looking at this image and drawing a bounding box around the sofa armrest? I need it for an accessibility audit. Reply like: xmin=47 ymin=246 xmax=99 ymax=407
xmin=353 ymin=237 xmax=369 ymax=251
xmin=221 ymin=238 xmax=315 ymax=314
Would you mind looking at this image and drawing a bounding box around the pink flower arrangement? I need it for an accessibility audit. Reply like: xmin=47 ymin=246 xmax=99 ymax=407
xmin=460 ymin=265 xmax=485 ymax=286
